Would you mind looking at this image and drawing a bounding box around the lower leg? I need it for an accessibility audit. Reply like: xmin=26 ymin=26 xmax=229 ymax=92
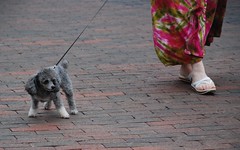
xmin=191 ymin=60 xmax=208 ymax=83
xmin=53 ymin=94 xmax=70 ymax=118
xmin=180 ymin=64 xmax=192 ymax=76
xmin=66 ymin=94 xmax=78 ymax=115
xmin=28 ymin=100 xmax=39 ymax=117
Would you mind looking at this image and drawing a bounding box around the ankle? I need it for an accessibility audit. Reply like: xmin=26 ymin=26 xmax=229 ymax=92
xmin=191 ymin=61 xmax=208 ymax=82
xmin=180 ymin=64 xmax=192 ymax=76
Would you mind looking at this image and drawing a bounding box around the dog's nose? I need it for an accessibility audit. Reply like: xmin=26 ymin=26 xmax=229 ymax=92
xmin=51 ymin=86 xmax=55 ymax=90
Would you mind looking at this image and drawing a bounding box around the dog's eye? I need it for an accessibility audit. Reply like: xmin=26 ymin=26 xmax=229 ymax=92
xmin=52 ymin=79 xmax=57 ymax=84
xmin=43 ymin=80 xmax=49 ymax=85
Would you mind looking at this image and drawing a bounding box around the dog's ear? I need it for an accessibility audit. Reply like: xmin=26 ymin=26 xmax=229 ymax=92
xmin=60 ymin=60 xmax=68 ymax=69
xmin=25 ymin=75 xmax=38 ymax=95
xmin=56 ymin=74 xmax=61 ymax=85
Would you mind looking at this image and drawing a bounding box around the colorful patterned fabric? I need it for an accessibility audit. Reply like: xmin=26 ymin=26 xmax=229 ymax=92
xmin=151 ymin=0 xmax=227 ymax=66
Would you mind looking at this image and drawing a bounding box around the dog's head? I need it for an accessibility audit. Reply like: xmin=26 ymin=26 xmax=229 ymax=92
xmin=36 ymin=67 xmax=61 ymax=93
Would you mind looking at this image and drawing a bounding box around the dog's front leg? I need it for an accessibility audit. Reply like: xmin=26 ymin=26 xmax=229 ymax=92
xmin=28 ymin=97 xmax=39 ymax=118
xmin=66 ymin=92 xmax=78 ymax=115
xmin=52 ymin=93 xmax=70 ymax=119
xmin=62 ymin=83 xmax=78 ymax=115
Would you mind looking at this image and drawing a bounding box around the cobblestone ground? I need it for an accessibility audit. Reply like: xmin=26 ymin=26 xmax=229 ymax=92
xmin=0 ymin=0 xmax=240 ymax=149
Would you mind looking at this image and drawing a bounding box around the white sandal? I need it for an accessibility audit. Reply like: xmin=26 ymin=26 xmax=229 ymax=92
xmin=179 ymin=74 xmax=191 ymax=83
xmin=191 ymin=77 xmax=216 ymax=94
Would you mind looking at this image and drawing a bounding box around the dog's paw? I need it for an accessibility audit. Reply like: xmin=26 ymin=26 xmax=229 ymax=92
xmin=43 ymin=102 xmax=52 ymax=110
xmin=70 ymin=109 xmax=78 ymax=115
xmin=28 ymin=114 xmax=37 ymax=118
xmin=61 ymin=113 xmax=70 ymax=119
xmin=58 ymin=107 xmax=70 ymax=119
xmin=28 ymin=108 xmax=37 ymax=118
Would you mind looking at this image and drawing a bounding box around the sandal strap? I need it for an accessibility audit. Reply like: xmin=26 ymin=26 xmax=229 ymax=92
xmin=179 ymin=74 xmax=191 ymax=83
xmin=191 ymin=77 xmax=213 ymax=88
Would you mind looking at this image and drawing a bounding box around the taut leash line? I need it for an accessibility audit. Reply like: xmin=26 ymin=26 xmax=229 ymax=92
xmin=56 ymin=0 xmax=108 ymax=65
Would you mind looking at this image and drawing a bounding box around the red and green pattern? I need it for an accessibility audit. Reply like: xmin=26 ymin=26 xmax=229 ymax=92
xmin=151 ymin=0 xmax=227 ymax=66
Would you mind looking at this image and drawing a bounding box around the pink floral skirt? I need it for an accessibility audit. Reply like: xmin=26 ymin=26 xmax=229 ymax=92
xmin=151 ymin=0 xmax=227 ymax=66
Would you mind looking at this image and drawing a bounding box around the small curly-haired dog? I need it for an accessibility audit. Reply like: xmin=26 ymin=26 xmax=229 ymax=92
xmin=25 ymin=60 xmax=78 ymax=119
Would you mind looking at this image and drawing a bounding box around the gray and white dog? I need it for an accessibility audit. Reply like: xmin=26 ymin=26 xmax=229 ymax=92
xmin=25 ymin=60 xmax=78 ymax=119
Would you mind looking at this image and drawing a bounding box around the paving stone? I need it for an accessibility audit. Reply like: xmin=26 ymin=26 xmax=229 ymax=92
xmin=0 ymin=0 xmax=240 ymax=149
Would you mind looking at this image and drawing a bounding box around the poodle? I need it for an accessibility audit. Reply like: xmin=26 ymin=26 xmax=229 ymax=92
xmin=25 ymin=60 xmax=78 ymax=119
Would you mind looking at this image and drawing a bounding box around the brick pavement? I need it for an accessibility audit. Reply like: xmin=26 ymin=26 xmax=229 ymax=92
xmin=0 ymin=0 xmax=240 ymax=149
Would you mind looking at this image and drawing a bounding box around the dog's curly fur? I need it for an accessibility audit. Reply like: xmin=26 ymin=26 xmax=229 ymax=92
xmin=25 ymin=60 xmax=78 ymax=119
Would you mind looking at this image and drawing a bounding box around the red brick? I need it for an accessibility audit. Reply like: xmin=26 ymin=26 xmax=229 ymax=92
xmin=11 ymin=124 xmax=59 ymax=132
xmin=83 ymin=92 xmax=124 ymax=97
xmin=23 ymin=39 xmax=67 ymax=46
xmin=132 ymin=146 xmax=167 ymax=150
xmin=106 ymin=148 xmax=132 ymax=150
xmin=0 ymin=97 xmax=29 ymax=102
xmin=83 ymin=38 xmax=111 ymax=44
xmin=147 ymin=120 xmax=193 ymax=126
xmin=0 ymin=0 xmax=239 ymax=149
xmin=56 ymin=144 xmax=105 ymax=150
xmin=0 ymin=111 xmax=17 ymax=116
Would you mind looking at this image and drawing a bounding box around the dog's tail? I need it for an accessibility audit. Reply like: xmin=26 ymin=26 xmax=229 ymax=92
xmin=60 ymin=60 xmax=68 ymax=69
